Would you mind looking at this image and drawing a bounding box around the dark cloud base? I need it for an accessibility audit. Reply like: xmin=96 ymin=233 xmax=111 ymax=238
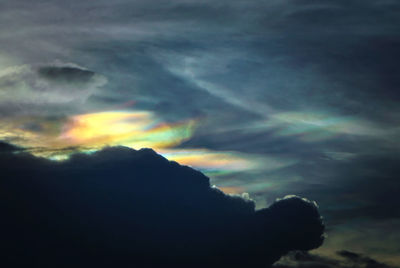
xmin=0 ymin=142 xmax=324 ymax=267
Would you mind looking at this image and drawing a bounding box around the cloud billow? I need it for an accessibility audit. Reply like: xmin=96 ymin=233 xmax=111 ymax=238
xmin=0 ymin=142 xmax=324 ymax=267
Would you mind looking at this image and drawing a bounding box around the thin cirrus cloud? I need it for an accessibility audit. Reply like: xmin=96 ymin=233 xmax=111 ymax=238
xmin=263 ymin=111 xmax=397 ymax=142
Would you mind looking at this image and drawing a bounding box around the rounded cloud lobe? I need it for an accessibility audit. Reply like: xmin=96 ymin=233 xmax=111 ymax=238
xmin=0 ymin=143 xmax=324 ymax=267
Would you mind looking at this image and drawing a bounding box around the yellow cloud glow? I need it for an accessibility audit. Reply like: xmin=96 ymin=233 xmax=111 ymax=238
xmin=0 ymin=110 xmax=256 ymax=174
xmin=58 ymin=111 xmax=195 ymax=149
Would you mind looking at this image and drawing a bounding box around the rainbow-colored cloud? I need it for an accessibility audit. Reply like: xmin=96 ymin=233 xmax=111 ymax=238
xmin=0 ymin=110 xmax=257 ymax=174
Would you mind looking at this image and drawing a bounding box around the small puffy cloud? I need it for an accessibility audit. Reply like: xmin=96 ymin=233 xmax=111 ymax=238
xmin=0 ymin=63 xmax=107 ymax=115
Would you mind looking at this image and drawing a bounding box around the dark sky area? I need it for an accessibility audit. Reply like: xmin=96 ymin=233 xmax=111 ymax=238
xmin=0 ymin=1 xmax=399 ymax=267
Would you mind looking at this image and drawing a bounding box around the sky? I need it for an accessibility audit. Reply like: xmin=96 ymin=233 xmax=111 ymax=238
xmin=0 ymin=0 xmax=399 ymax=266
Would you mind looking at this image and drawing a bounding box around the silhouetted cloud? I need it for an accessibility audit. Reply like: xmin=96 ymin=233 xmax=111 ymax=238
xmin=0 ymin=142 xmax=324 ymax=267
xmin=0 ymin=141 xmax=21 ymax=153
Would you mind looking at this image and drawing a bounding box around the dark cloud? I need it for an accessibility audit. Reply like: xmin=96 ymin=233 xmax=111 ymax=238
xmin=0 ymin=142 xmax=324 ymax=267
xmin=37 ymin=66 xmax=95 ymax=84
xmin=0 ymin=141 xmax=21 ymax=153
xmin=274 ymin=250 xmax=395 ymax=268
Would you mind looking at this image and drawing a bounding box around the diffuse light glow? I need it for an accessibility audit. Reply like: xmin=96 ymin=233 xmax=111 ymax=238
xmin=0 ymin=110 xmax=256 ymax=173
xmin=59 ymin=111 xmax=196 ymax=149
xmin=159 ymin=148 xmax=257 ymax=174
xmin=265 ymin=111 xmax=389 ymax=142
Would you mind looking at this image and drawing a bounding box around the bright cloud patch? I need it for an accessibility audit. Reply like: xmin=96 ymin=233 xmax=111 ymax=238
xmin=59 ymin=111 xmax=196 ymax=150
xmin=0 ymin=110 xmax=258 ymax=175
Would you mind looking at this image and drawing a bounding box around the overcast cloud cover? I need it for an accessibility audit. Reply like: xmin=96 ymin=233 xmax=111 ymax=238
xmin=0 ymin=0 xmax=399 ymax=266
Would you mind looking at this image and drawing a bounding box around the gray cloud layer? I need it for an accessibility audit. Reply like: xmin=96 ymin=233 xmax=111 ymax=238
xmin=0 ymin=63 xmax=106 ymax=116
xmin=274 ymin=250 xmax=396 ymax=268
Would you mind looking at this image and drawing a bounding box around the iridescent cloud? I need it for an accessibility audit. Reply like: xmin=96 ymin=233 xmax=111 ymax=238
xmin=58 ymin=111 xmax=196 ymax=150
xmin=0 ymin=110 xmax=258 ymax=174
xmin=264 ymin=111 xmax=394 ymax=142
xmin=158 ymin=148 xmax=262 ymax=177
